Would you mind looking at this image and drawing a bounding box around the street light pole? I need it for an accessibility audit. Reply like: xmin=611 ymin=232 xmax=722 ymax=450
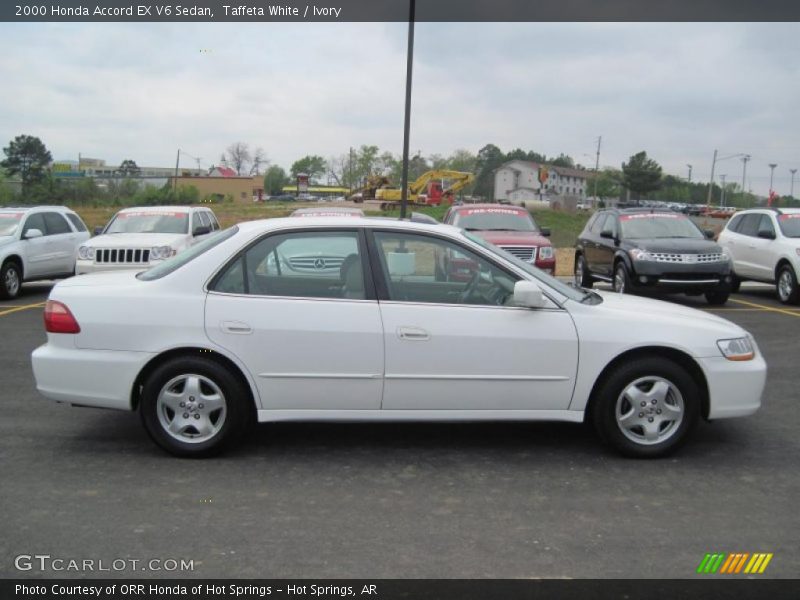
xmin=592 ymin=135 xmax=601 ymax=202
xmin=686 ymin=164 xmax=692 ymax=183
xmin=790 ymin=168 xmax=797 ymax=199
xmin=399 ymin=0 xmax=416 ymax=220
xmin=741 ymin=155 xmax=750 ymax=207
xmin=706 ymin=149 xmax=718 ymax=207
xmin=768 ymin=163 xmax=778 ymax=194
xmin=720 ymin=174 xmax=727 ymax=207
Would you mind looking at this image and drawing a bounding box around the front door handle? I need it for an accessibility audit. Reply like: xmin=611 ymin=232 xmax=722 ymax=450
xmin=397 ymin=326 xmax=429 ymax=341
xmin=221 ymin=320 xmax=253 ymax=335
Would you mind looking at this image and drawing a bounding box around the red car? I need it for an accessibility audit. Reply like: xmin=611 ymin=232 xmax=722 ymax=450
xmin=442 ymin=204 xmax=555 ymax=276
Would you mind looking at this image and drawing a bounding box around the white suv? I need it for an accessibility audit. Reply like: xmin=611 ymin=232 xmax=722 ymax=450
xmin=717 ymin=207 xmax=800 ymax=304
xmin=0 ymin=206 xmax=90 ymax=299
xmin=76 ymin=205 xmax=220 ymax=275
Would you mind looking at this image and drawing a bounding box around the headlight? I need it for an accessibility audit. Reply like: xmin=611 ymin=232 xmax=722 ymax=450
xmin=150 ymin=245 xmax=176 ymax=260
xmin=629 ymin=248 xmax=654 ymax=261
xmin=721 ymin=248 xmax=732 ymax=262
xmin=77 ymin=246 xmax=95 ymax=260
xmin=717 ymin=337 xmax=755 ymax=361
xmin=538 ymin=246 xmax=554 ymax=260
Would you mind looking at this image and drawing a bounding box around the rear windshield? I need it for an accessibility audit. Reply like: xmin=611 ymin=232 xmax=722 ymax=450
xmin=453 ymin=208 xmax=538 ymax=232
xmin=137 ymin=227 xmax=238 ymax=281
xmin=778 ymin=214 xmax=800 ymax=238
xmin=106 ymin=210 xmax=189 ymax=234
xmin=619 ymin=213 xmax=703 ymax=239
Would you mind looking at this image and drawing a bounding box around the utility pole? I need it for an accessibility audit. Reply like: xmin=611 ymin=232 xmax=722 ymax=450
xmin=720 ymin=174 xmax=727 ymax=207
xmin=173 ymin=149 xmax=180 ymax=193
xmin=706 ymin=149 xmax=718 ymax=207
xmin=592 ymin=135 xmax=601 ymax=203
xmin=686 ymin=164 xmax=692 ymax=183
xmin=349 ymin=146 xmax=354 ymax=196
xmin=768 ymin=163 xmax=778 ymax=194
xmin=399 ymin=0 xmax=416 ymax=219
xmin=741 ymin=155 xmax=750 ymax=207
xmin=791 ymin=168 xmax=797 ymax=199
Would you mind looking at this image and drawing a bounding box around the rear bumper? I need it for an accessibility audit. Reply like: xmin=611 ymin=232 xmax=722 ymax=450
xmin=699 ymin=354 xmax=767 ymax=419
xmin=31 ymin=343 xmax=153 ymax=411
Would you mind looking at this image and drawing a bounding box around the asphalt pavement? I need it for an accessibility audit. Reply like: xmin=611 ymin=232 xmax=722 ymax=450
xmin=0 ymin=281 xmax=798 ymax=579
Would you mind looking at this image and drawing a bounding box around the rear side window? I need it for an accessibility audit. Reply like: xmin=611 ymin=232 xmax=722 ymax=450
xmin=65 ymin=213 xmax=88 ymax=232
xmin=43 ymin=213 xmax=72 ymax=235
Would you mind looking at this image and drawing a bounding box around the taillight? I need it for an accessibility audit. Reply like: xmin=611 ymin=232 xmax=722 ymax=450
xmin=43 ymin=300 xmax=81 ymax=334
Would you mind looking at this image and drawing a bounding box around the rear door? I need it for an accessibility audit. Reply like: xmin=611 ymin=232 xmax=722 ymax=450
xmin=205 ymin=228 xmax=384 ymax=411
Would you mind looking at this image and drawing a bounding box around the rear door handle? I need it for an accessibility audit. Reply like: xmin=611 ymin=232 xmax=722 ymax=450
xmin=221 ymin=321 xmax=253 ymax=335
xmin=397 ymin=326 xmax=429 ymax=341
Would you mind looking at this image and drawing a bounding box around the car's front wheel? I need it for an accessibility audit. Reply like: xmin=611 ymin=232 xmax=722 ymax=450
xmin=776 ymin=264 xmax=800 ymax=305
xmin=0 ymin=260 xmax=21 ymax=299
xmin=704 ymin=290 xmax=729 ymax=305
xmin=574 ymin=254 xmax=593 ymax=289
xmin=612 ymin=262 xmax=630 ymax=294
xmin=592 ymin=357 xmax=700 ymax=458
xmin=140 ymin=356 xmax=252 ymax=457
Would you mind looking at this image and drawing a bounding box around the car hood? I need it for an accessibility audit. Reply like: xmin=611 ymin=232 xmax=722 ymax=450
xmin=83 ymin=233 xmax=187 ymax=248
xmin=0 ymin=236 xmax=17 ymax=251
xmin=626 ymin=238 xmax=722 ymax=254
xmin=471 ymin=230 xmax=552 ymax=247
xmin=590 ymin=290 xmax=746 ymax=336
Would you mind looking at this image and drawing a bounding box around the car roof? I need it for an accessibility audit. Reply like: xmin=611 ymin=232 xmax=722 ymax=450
xmin=291 ymin=207 xmax=364 ymax=216
xmin=236 ymin=216 xmax=461 ymax=236
xmin=117 ymin=205 xmax=201 ymax=213
xmin=451 ymin=203 xmax=527 ymax=212
xmin=0 ymin=205 xmax=74 ymax=212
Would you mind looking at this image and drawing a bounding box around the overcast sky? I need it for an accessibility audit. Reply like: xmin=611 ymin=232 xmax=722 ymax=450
xmin=1 ymin=22 xmax=799 ymax=194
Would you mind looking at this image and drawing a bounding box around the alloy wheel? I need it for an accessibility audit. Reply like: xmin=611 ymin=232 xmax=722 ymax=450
xmin=156 ymin=374 xmax=227 ymax=444
xmin=615 ymin=376 xmax=685 ymax=445
xmin=4 ymin=266 xmax=20 ymax=297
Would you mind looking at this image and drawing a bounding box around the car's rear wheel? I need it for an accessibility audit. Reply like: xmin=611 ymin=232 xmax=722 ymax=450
xmin=140 ymin=356 xmax=252 ymax=457
xmin=704 ymin=290 xmax=729 ymax=305
xmin=729 ymin=274 xmax=741 ymax=294
xmin=612 ymin=262 xmax=630 ymax=294
xmin=776 ymin=265 xmax=800 ymax=305
xmin=574 ymin=254 xmax=593 ymax=289
xmin=0 ymin=260 xmax=21 ymax=299
xmin=592 ymin=357 xmax=700 ymax=458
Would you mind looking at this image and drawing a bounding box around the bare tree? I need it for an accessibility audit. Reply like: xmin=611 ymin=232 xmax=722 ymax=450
xmin=221 ymin=142 xmax=252 ymax=175
xmin=249 ymin=147 xmax=268 ymax=175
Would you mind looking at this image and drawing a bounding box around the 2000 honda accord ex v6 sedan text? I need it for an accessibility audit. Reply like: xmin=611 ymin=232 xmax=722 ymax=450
xmin=31 ymin=218 xmax=766 ymax=458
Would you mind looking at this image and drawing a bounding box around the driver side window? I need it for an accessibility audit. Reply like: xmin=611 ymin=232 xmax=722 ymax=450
xmin=372 ymin=232 xmax=518 ymax=307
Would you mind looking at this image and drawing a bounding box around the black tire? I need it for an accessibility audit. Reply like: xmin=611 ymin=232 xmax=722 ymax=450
xmin=776 ymin=264 xmax=800 ymax=305
xmin=704 ymin=290 xmax=729 ymax=305
xmin=591 ymin=356 xmax=700 ymax=458
xmin=612 ymin=261 xmax=631 ymax=294
xmin=574 ymin=254 xmax=593 ymax=289
xmin=729 ymin=274 xmax=741 ymax=294
xmin=0 ymin=260 xmax=22 ymax=300
xmin=139 ymin=356 xmax=253 ymax=458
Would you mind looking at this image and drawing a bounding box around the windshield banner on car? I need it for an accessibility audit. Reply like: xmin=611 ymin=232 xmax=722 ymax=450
xmin=463 ymin=208 xmax=523 ymax=216
xmin=119 ymin=211 xmax=187 ymax=218
xmin=620 ymin=213 xmax=685 ymax=221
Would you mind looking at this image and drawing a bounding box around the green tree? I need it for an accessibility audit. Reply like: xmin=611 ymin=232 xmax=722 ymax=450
xmin=116 ymin=159 xmax=141 ymax=177
xmin=290 ymin=155 xmax=327 ymax=182
xmin=588 ymin=168 xmax=623 ymax=200
xmin=1 ymin=135 xmax=52 ymax=192
xmin=446 ymin=148 xmax=477 ymax=174
xmin=473 ymin=143 xmax=505 ymax=200
xmin=549 ymin=153 xmax=575 ymax=168
xmin=263 ymin=165 xmax=288 ymax=196
xmin=622 ymin=151 xmax=662 ymax=203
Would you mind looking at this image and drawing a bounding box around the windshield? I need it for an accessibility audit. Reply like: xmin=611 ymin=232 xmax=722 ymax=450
xmin=454 ymin=208 xmax=538 ymax=232
xmin=137 ymin=227 xmax=238 ymax=281
xmin=619 ymin=214 xmax=704 ymax=239
xmin=463 ymin=231 xmax=588 ymax=302
xmin=778 ymin=214 xmax=800 ymax=238
xmin=105 ymin=210 xmax=189 ymax=235
xmin=0 ymin=212 xmax=24 ymax=236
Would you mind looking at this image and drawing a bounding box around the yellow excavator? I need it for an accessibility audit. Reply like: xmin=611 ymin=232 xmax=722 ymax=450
xmin=350 ymin=170 xmax=475 ymax=210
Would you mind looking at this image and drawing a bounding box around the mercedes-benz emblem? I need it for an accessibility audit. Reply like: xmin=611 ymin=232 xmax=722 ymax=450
xmin=314 ymin=258 xmax=326 ymax=269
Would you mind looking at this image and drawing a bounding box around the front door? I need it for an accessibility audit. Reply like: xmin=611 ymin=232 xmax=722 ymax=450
xmin=205 ymin=228 xmax=384 ymax=411
xmin=369 ymin=231 xmax=579 ymax=411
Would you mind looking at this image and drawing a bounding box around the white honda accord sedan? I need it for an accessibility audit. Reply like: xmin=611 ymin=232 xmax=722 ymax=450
xmin=31 ymin=217 xmax=766 ymax=458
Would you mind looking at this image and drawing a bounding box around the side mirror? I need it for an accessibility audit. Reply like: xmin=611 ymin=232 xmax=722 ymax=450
xmin=513 ymin=280 xmax=546 ymax=308
xmin=758 ymin=229 xmax=776 ymax=240
xmin=93 ymin=226 xmax=104 ymax=236
xmin=703 ymin=229 xmax=715 ymax=239
xmin=24 ymin=228 xmax=43 ymax=240
xmin=193 ymin=225 xmax=211 ymax=236
xmin=539 ymin=227 xmax=551 ymax=237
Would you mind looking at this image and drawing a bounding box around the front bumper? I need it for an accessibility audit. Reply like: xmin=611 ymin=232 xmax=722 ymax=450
xmin=76 ymin=260 xmax=152 ymax=275
xmin=32 ymin=342 xmax=153 ymax=411
xmin=699 ymin=353 xmax=766 ymax=419
xmin=630 ymin=260 xmax=731 ymax=292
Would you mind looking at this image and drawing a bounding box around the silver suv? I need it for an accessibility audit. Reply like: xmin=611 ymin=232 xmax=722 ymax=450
xmin=717 ymin=207 xmax=800 ymax=304
xmin=0 ymin=206 xmax=90 ymax=299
